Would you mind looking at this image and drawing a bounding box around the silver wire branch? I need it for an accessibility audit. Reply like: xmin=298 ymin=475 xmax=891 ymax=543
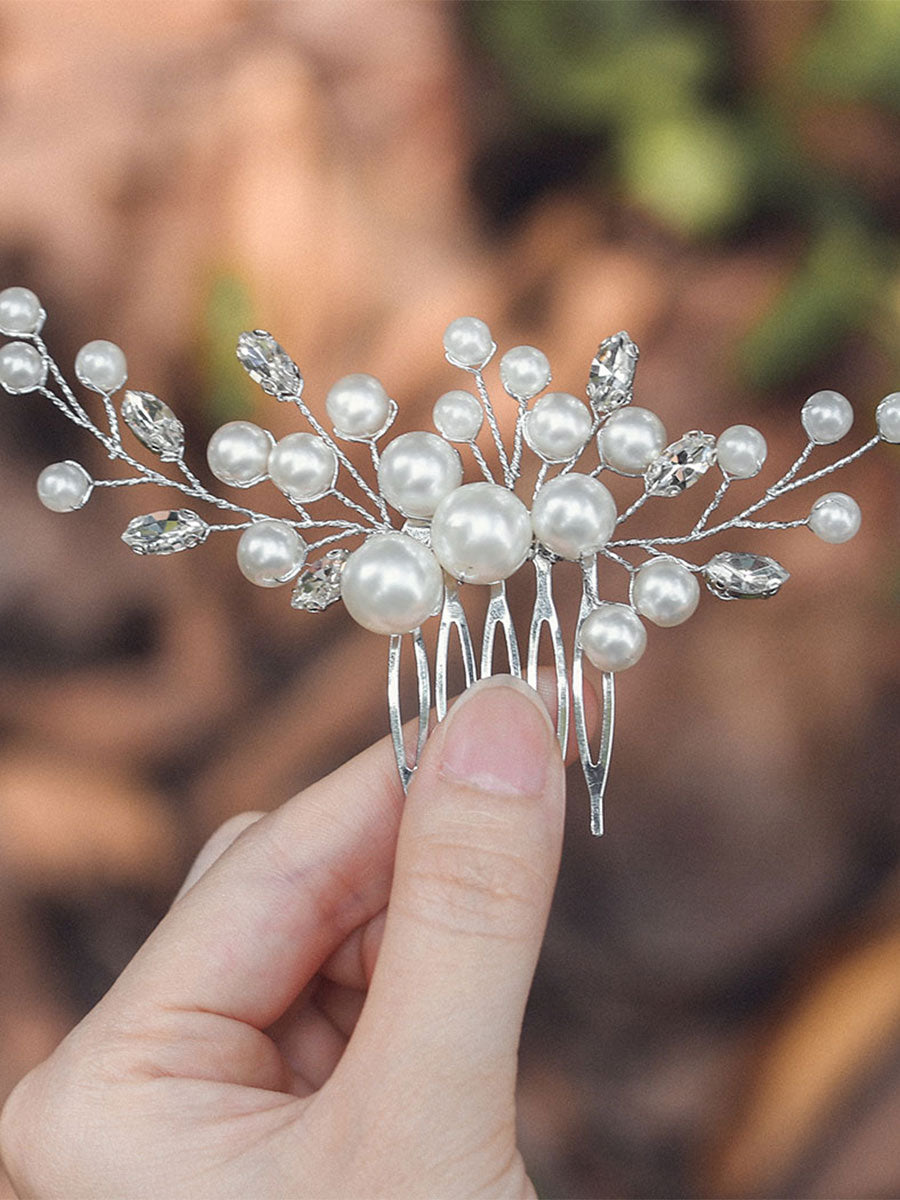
xmin=470 ymin=440 xmax=496 ymax=483
xmin=472 ymin=366 xmax=514 ymax=487
xmin=692 ymin=477 xmax=731 ymax=534
xmin=509 ymin=398 xmax=528 ymax=481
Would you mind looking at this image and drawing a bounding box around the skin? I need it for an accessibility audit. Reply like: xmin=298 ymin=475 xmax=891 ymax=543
xmin=0 ymin=673 xmax=593 ymax=1199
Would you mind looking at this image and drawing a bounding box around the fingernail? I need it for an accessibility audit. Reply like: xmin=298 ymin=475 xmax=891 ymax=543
xmin=438 ymin=676 xmax=554 ymax=795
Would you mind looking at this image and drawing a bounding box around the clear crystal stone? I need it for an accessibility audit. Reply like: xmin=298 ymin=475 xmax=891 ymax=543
xmin=236 ymin=330 xmax=303 ymax=400
xmin=644 ymin=431 xmax=717 ymax=496
xmin=587 ymin=331 xmax=639 ymax=414
xmin=291 ymin=548 xmax=349 ymax=612
xmin=703 ymin=552 xmax=790 ymax=600
xmin=121 ymin=390 xmax=184 ymax=461
xmin=121 ymin=509 xmax=209 ymax=555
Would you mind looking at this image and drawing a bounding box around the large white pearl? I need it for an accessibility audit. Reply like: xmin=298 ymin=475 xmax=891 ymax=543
xmin=531 ymin=473 xmax=616 ymax=561
xmin=579 ymin=604 xmax=647 ymax=672
xmin=499 ymin=345 xmax=551 ymax=400
xmin=716 ymin=424 xmax=767 ymax=479
xmin=633 ymin=557 xmax=699 ymax=627
xmin=597 ymin=406 xmax=667 ymax=474
xmin=74 ymin=339 xmax=128 ymax=394
xmin=524 ymin=391 xmax=593 ymax=462
xmin=433 ymin=389 xmax=483 ymax=442
xmin=876 ymin=392 xmax=900 ymax=443
xmin=268 ymin=432 xmax=337 ymax=501
xmin=808 ymin=492 xmax=861 ymax=543
xmin=431 ymin=481 xmax=533 ymax=585
xmin=326 ymin=373 xmax=391 ymax=439
xmin=36 ymin=460 xmax=93 ymax=512
xmin=801 ymin=390 xmax=853 ymax=444
xmin=207 ymin=420 xmax=273 ymax=487
xmin=340 ymin=531 xmax=444 ymax=634
xmin=0 ymin=287 xmax=44 ymax=336
xmin=377 ymin=431 xmax=463 ymax=518
xmin=236 ymin=519 xmax=307 ymax=587
xmin=0 ymin=340 xmax=47 ymax=393
xmin=442 ymin=317 xmax=493 ymax=368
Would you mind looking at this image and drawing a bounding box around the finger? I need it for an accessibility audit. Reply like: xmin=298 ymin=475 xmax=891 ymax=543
xmin=173 ymin=811 xmax=265 ymax=903
xmin=341 ymin=675 xmax=565 ymax=1119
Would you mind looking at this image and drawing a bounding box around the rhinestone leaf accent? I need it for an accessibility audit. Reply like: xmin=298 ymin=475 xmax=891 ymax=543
xmin=121 ymin=510 xmax=209 ymax=555
xmin=587 ymin=331 xmax=639 ymax=414
xmin=644 ymin=431 xmax=717 ymax=496
xmin=236 ymin=330 xmax=303 ymax=400
xmin=121 ymin=390 xmax=184 ymax=461
xmin=291 ymin=548 xmax=349 ymax=611
xmin=703 ymin=551 xmax=790 ymax=600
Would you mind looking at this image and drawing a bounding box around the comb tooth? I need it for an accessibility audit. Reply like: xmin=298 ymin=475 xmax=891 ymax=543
xmin=527 ymin=553 xmax=569 ymax=752
xmin=435 ymin=582 xmax=477 ymax=722
xmin=480 ymin=581 xmax=521 ymax=680
xmin=387 ymin=629 xmax=432 ymax=793
xmin=573 ymin=556 xmax=616 ymax=837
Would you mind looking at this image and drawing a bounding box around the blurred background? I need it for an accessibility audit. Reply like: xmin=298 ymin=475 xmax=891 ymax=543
xmin=0 ymin=2 xmax=898 ymax=1197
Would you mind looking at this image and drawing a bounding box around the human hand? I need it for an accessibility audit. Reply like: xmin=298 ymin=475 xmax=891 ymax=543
xmin=1 ymin=675 xmax=583 ymax=1199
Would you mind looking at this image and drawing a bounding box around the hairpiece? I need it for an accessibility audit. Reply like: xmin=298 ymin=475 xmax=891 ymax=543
xmin=1 ymin=286 xmax=896 ymax=833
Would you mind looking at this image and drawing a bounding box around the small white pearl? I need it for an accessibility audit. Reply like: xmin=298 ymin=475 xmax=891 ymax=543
xmin=716 ymin=424 xmax=767 ymax=479
xmin=0 ymin=340 xmax=47 ymax=393
xmin=579 ymin=604 xmax=646 ymax=672
xmin=207 ymin=420 xmax=273 ymax=488
xmin=340 ymin=531 xmax=444 ymax=635
xmin=531 ymin=473 xmax=617 ymax=561
xmin=268 ymin=432 xmax=337 ymax=501
xmin=808 ymin=492 xmax=861 ymax=543
xmin=633 ymin=558 xmax=699 ymax=627
xmin=801 ymin=390 xmax=853 ymax=444
xmin=875 ymin=392 xmax=900 ymax=443
xmin=524 ymin=392 xmax=593 ymax=462
xmin=499 ymin=345 xmax=552 ymax=400
xmin=326 ymin=373 xmax=391 ymax=439
xmin=377 ymin=431 xmax=463 ymax=518
xmin=433 ymin=389 xmax=483 ymax=442
xmin=0 ymin=287 xmax=44 ymax=336
xmin=74 ymin=339 xmax=128 ymax=394
xmin=442 ymin=317 xmax=494 ymax=368
xmin=597 ymin=406 xmax=667 ymax=475
xmin=431 ymin=481 xmax=533 ymax=585
xmin=36 ymin=460 xmax=93 ymax=512
xmin=236 ymin=519 xmax=307 ymax=587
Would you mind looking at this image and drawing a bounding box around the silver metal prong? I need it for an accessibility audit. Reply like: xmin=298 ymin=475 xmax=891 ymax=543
xmin=527 ymin=551 xmax=568 ymax=751
xmin=572 ymin=555 xmax=615 ymax=835
xmin=481 ymin=580 xmax=522 ymax=679
xmin=435 ymin=579 xmax=477 ymax=721
xmin=387 ymin=628 xmax=432 ymax=791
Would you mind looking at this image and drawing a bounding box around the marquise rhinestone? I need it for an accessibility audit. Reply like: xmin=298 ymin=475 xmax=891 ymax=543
xmin=587 ymin=331 xmax=639 ymax=414
xmin=290 ymin=547 xmax=349 ymax=611
xmin=121 ymin=390 xmax=184 ymax=461
xmin=703 ymin=551 xmax=790 ymax=600
xmin=121 ymin=509 xmax=209 ymax=555
xmin=236 ymin=330 xmax=303 ymax=400
xmin=644 ymin=431 xmax=717 ymax=496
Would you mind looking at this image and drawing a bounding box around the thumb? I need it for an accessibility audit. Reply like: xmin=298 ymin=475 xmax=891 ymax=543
xmin=342 ymin=675 xmax=564 ymax=1122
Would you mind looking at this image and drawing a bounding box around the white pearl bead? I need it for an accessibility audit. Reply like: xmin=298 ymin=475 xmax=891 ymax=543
xmin=377 ymin=431 xmax=463 ymax=518
xmin=801 ymin=390 xmax=853 ymax=444
xmin=876 ymin=392 xmax=900 ymax=443
xmin=499 ymin=345 xmax=551 ymax=400
xmin=716 ymin=424 xmax=767 ymax=479
xmin=326 ymin=373 xmax=391 ymax=439
xmin=340 ymin=531 xmax=444 ymax=634
xmin=524 ymin=392 xmax=592 ymax=462
xmin=36 ymin=460 xmax=93 ymax=512
xmin=579 ymin=604 xmax=646 ymax=672
xmin=268 ymin=433 xmax=337 ymax=501
xmin=531 ymin=473 xmax=616 ymax=561
xmin=236 ymin=519 xmax=307 ymax=587
xmin=597 ymin=406 xmax=667 ymax=475
xmin=0 ymin=287 xmax=44 ymax=336
xmin=0 ymin=340 xmax=47 ymax=393
xmin=207 ymin=420 xmax=273 ymax=487
xmin=433 ymin=389 xmax=483 ymax=442
xmin=74 ymin=339 xmax=128 ymax=394
xmin=442 ymin=317 xmax=494 ymax=368
xmin=431 ymin=481 xmax=533 ymax=585
xmin=808 ymin=491 xmax=861 ymax=543
xmin=633 ymin=558 xmax=699 ymax=627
